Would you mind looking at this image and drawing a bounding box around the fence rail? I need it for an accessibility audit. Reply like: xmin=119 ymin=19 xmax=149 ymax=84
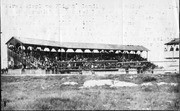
xmin=9 ymin=49 xmax=177 ymax=73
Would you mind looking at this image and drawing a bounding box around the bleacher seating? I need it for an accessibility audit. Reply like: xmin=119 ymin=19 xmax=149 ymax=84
xmin=7 ymin=46 xmax=157 ymax=74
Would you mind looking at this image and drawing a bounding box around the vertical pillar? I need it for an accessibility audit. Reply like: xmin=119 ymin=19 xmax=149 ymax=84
xmin=81 ymin=49 xmax=85 ymax=57
xmin=41 ymin=46 xmax=45 ymax=58
xmin=98 ymin=49 xmax=102 ymax=60
xmin=48 ymin=47 xmax=52 ymax=52
xmin=89 ymin=49 xmax=94 ymax=70
xmin=113 ymin=50 xmax=116 ymax=53
xmin=73 ymin=49 xmax=77 ymax=61
xmin=73 ymin=48 xmax=77 ymax=53
xmin=19 ymin=43 xmax=23 ymax=55
xmin=121 ymin=50 xmax=124 ymax=62
xmin=7 ymin=43 xmax=9 ymax=68
xmin=21 ymin=44 xmax=26 ymax=69
xmin=140 ymin=51 xmax=143 ymax=57
xmin=41 ymin=46 xmax=45 ymax=51
xmin=48 ymin=47 xmax=52 ymax=58
xmin=24 ymin=45 xmax=28 ymax=52
xmin=90 ymin=49 xmax=94 ymax=60
xmin=146 ymin=51 xmax=148 ymax=61
xmin=81 ymin=49 xmax=85 ymax=53
xmin=128 ymin=50 xmax=131 ymax=60
xmin=59 ymin=48 xmax=62 ymax=61
xmin=32 ymin=46 xmax=36 ymax=56
xmin=64 ymin=48 xmax=68 ymax=61
xmin=173 ymin=45 xmax=175 ymax=61
xmin=54 ymin=48 xmax=59 ymax=61
xmin=113 ymin=50 xmax=116 ymax=60
xmin=59 ymin=48 xmax=62 ymax=73
xmin=24 ymin=45 xmax=29 ymax=66
xmin=113 ymin=50 xmax=117 ymax=67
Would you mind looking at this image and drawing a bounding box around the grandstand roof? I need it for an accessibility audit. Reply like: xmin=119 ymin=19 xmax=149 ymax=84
xmin=6 ymin=37 xmax=149 ymax=51
xmin=164 ymin=38 xmax=180 ymax=45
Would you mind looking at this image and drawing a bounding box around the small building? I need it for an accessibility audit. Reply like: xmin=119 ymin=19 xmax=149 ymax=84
xmin=164 ymin=38 xmax=179 ymax=73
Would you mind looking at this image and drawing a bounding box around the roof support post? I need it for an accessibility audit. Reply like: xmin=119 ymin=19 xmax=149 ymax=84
xmin=39 ymin=46 xmax=45 ymax=59
xmin=146 ymin=51 xmax=148 ymax=61
xmin=90 ymin=49 xmax=94 ymax=61
xmin=24 ymin=45 xmax=28 ymax=51
xmin=128 ymin=51 xmax=131 ymax=60
xmin=59 ymin=48 xmax=62 ymax=61
xmin=54 ymin=48 xmax=59 ymax=60
xmin=140 ymin=50 xmax=143 ymax=55
xmin=47 ymin=47 xmax=52 ymax=63
xmin=105 ymin=50 xmax=109 ymax=60
xmin=48 ymin=47 xmax=52 ymax=52
xmin=73 ymin=49 xmax=77 ymax=52
xmin=64 ymin=48 xmax=68 ymax=61
xmin=81 ymin=49 xmax=85 ymax=61
xmin=106 ymin=50 xmax=110 ymax=53
xmin=121 ymin=50 xmax=124 ymax=60
xmin=172 ymin=45 xmax=175 ymax=61
xmin=98 ymin=49 xmax=102 ymax=60
xmin=7 ymin=44 xmax=9 ymax=68
xmin=24 ymin=45 xmax=29 ymax=55
xmin=31 ymin=46 xmax=36 ymax=58
xmin=41 ymin=46 xmax=45 ymax=51
xmin=32 ymin=46 xmax=37 ymax=51
xmin=81 ymin=49 xmax=85 ymax=53
xmin=20 ymin=44 xmax=26 ymax=69
xmin=98 ymin=49 xmax=102 ymax=52
xmin=72 ymin=49 xmax=77 ymax=61
xmin=54 ymin=47 xmax=59 ymax=52
xmin=139 ymin=51 xmax=143 ymax=59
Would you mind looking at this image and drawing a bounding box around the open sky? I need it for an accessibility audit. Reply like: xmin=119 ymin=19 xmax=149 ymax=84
xmin=1 ymin=0 xmax=179 ymax=68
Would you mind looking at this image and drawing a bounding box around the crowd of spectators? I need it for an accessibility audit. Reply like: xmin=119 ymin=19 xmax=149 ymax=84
xmin=8 ymin=46 xmax=156 ymax=73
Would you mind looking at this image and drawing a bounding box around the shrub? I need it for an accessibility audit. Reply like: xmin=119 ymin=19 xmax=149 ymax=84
xmin=32 ymin=97 xmax=83 ymax=110
xmin=143 ymin=87 xmax=153 ymax=92
xmin=173 ymin=99 xmax=180 ymax=110
xmin=1 ymin=98 xmax=11 ymax=110
xmin=167 ymin=98 xmax=180 ymax=110
xmin=142 ymin=76 xmax=157 ymax=82
xmin=168 ymin=86 xmax=180 ymax=93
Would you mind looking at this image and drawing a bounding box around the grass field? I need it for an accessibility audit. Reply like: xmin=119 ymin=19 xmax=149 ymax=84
xmin=1 ymin=73 xmax=180 ymax=110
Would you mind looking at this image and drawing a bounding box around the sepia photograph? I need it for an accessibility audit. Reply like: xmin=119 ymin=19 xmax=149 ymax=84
xmin=1 ymin=0 xmax=179 ymax=110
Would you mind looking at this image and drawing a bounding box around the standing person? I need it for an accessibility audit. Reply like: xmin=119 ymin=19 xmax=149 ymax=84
xmin=67 ymin=62 xmax=71 ymax=69
xmin=79 ymin=65 xmax=82 ymax=75
xmin=91 ymin=63 xmax=95 ymax=75
xmin=137 ymin=66 xmax=141 ymax=74
xmin=151 ymin=66 xmax=154 ymax=74
xmin=125 ymin=65 xmax=130 ymax=74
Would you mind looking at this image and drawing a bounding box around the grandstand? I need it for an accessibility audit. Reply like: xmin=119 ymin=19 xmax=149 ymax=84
xmin=5 ymin=36 xmax=156 ymax=74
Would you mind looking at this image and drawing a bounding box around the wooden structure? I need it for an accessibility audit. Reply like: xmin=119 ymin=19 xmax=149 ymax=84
xmin=6 ymin=36 xmax=152 ymax=74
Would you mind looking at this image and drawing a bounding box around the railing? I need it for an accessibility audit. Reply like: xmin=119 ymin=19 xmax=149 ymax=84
xmin=54 ymin=60 xmax=155 ymax=73
xmin=56 ymin=60 xmax=118 ymax=70
xmin=8 ymin=49 xmax=157 ymax=73
xmin=8 ymin=49 xmax=41 ymax=68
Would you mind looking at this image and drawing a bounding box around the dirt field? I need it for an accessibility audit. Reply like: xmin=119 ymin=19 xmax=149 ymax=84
xmin=1 ymin=73 xmax=180 ymax=110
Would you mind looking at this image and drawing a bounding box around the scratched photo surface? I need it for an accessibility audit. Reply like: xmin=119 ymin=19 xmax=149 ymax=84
xmin=1 ymin=0 xmax=179 ymax=110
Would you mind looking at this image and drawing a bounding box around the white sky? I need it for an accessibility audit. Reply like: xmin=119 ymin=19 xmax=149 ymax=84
xmin=1 ymin=0 xmax=179 ymax=68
